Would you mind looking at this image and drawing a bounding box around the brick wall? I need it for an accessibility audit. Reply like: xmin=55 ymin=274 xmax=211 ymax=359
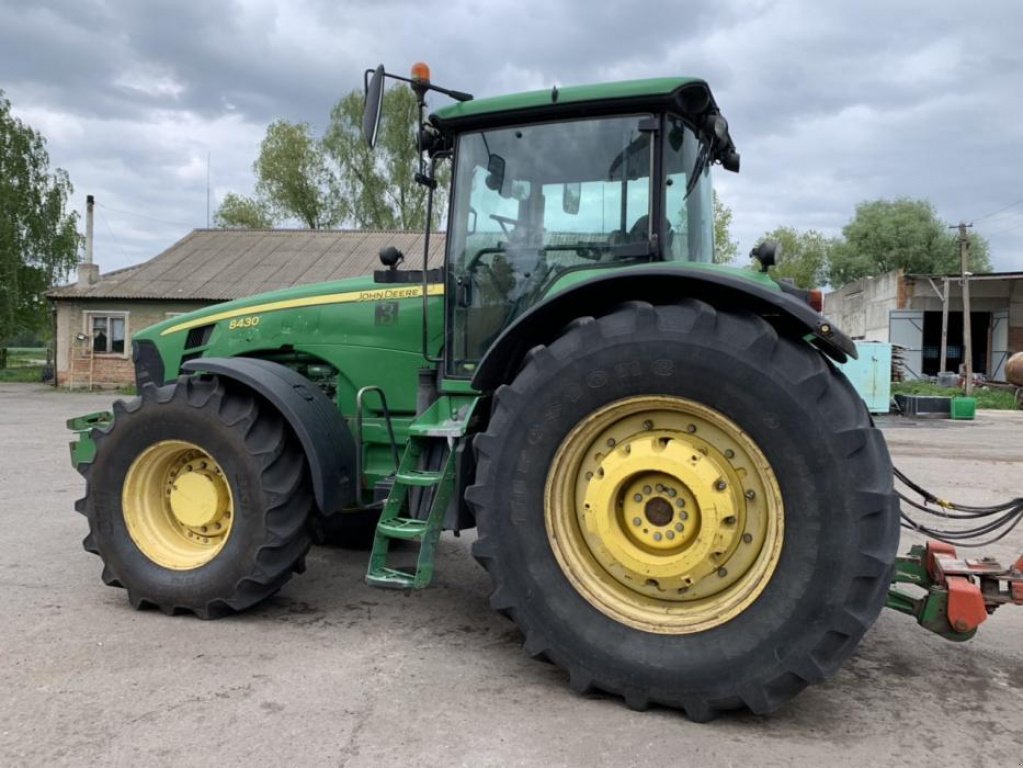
xmin=1010 ymin=326 xmax=1023 ymax=356
xmin=54 ymin=298 xmax=210 ymax=389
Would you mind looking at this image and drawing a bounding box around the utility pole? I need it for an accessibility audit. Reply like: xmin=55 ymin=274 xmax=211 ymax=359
xmin=952 ymin=222 xmax=974 ymax=396
xmin=939 ymin=277 xmax=950 ymax=373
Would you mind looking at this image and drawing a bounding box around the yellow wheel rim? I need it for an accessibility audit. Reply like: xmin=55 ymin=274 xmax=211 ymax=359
xmin=123 ymin=440 xmax=234 ymax=570
xmin=544 ymin=396 xmax=784 ymax=634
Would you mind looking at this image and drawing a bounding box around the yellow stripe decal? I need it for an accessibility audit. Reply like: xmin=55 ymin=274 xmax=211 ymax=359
xmin=161 ymin=283 xmax=445 ymax=336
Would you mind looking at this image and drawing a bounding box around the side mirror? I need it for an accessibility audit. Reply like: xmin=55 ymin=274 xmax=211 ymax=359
xmin=485 ymin=154 xmax=506 ymax=193
xmin=750 ymin=240 xmax=780 ymax=273
xmin=562 ymin=183 xmax=581 ymax=215
xmin=362 ymin=65 xmax=385 ymax=149
xmin=706 ymin=114 xmax=729 ymax=142
xmin=379 ymin=245 xmax=404 ymax=269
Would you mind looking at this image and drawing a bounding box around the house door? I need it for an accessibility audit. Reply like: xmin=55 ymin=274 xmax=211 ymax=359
xmin=991 ymin=310 xmax=1009 ymax=381
xmin=889 ymin=310 xmax=924 ymax=380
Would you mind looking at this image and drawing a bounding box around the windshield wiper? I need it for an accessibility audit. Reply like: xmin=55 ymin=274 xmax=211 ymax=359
xmin=684 ymin=142 xmax=710 ymax=199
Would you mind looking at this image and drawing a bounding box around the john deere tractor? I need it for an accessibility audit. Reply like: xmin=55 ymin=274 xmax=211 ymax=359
xmin=69 ymin=63 xmax=902 ymax=719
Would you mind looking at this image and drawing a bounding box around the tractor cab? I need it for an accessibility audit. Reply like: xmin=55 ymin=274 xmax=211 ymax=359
xmin=362 ymin=66 xmax=741 ymax=376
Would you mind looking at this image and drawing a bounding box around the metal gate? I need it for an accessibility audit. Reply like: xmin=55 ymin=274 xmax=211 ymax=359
xmin=991 ymin=310 xmax=1009 ymax=381
xmin=889 ymin=310 xmax=924 ymax=380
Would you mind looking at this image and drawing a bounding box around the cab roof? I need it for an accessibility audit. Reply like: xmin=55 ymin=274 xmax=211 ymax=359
xmin=430 ymin=76 xmax=717 ymax=132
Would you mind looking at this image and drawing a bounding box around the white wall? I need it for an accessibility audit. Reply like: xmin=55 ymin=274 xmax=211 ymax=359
xmin=823 ymin=270 xmax=902 ymax=341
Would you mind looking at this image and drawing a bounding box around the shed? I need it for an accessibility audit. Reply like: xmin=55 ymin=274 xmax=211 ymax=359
xmin=824 ymin=269 xmax=1023 ymax=380
xmin=47 ymin=229 xmax=444 ymax=389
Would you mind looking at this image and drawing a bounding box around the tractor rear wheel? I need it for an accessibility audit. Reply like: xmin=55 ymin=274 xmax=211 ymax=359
xmin=468 ymin=300 xmax=899 ymax=719
xmin=76 ymin=376 xmax=314 ymax=618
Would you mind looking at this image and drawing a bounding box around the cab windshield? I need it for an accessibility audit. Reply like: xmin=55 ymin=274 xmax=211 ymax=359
xmin=446 ymin=114 xmax=713 ymax=373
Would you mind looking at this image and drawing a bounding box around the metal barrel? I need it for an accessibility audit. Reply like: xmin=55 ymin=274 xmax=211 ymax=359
xmin=1006 ymin=351 xmax=1023 ymax=386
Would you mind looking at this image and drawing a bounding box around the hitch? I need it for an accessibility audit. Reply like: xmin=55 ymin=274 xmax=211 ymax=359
xmin=67 ymin=410 xmax=113 ymax=469
xmin=888 ymin=540 xmax=1023 ymax=641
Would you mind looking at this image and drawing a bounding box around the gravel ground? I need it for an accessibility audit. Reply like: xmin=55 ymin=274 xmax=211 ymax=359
xmin=1 ymin=383 xmax=1021 ymax=767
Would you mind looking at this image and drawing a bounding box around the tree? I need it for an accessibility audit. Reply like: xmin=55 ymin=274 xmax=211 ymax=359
xmin=712 ymin=190 xmax=738 ymax=263
xmin=218 ymin=84 xmax=446 ymax=232
xmin=0 ymin=91 xmax=80 ymax=343
xmin=214 ymin=192 xmax=272 ymax=229
xmin=829 ymin=198 xmax=991 ymax=286
xmin=322 ymin=85 xmax=448 ymax=231
xmin=253 ymin=120 xmax=344 ymax=229
xmin=760 ymin=226 xmax=836 ymax=288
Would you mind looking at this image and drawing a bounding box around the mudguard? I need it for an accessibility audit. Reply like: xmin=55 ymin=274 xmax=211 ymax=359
xmin=471 ymin=266 xmax=856 ymax=392
xmin=181 ymin=357 xmax=356 ymax=514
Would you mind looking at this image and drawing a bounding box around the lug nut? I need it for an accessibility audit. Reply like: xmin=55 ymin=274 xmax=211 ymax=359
xmin=643 ymin=485 xmax=652 ymax=495
xmin=745 ymin=489 xmax=756 ymax=500
xmin=724 ymin=449 xmax=735 ymax=459
xmin=643 ymin=420 xmax=654 ymax=430
xmin=633 ymin=493 xmax=643 ymax=502
xmin=632 ymin=517 xmax=642 ymax=527
xmin=667 ymin=487 xmax=677 ymax=498
xmin=676 ymin=499 xmax=686 ymax=508
xmin=742 ymin=533 xmax=753 ymax=544
xmin=686 ymin=424 xmax=696 ymax=433
xmin=666 ymin=531 xmax=675 ymax=540
xmin=715 ymin=480 xmax=727 ymax=491
xmin=653 ymin=533 xmax=662 ymax=541
xmin=675 ymin=523 xmax=684 ymax=532
xmin=679 ymin=511 xmax=689 ymax=521
xmin=717 ymin=567 xmax=728 ymax=578
xmin=607 ymin=438 xmax=616 ymax=447
xmin=723 ymin=516 xmax=736 ymax=525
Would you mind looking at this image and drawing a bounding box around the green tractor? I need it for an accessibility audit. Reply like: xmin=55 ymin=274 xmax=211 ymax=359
xmin=69 ymin=63 xmax=902 ymax=719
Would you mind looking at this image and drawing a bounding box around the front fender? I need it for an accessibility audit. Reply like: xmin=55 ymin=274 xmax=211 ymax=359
xmin=471 ymin=266 xmax=855 ymax=392
xmin=181 ymin=357 xmax=356 ymax=514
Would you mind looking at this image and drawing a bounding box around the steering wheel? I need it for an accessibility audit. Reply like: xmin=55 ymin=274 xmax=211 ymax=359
xmin=489 ymin=213 xmax=521 ymax=239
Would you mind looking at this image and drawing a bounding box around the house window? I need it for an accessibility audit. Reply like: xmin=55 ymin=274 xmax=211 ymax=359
xmin=88 ymin=314 xmax=127 ymax=355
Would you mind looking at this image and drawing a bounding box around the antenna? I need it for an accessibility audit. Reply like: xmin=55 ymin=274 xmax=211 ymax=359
xmin=206 ymin=151 xmax=211 ymax=228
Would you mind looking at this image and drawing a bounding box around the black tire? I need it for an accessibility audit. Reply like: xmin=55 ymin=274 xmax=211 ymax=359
xmin=467 ymin=300 xmax=899 ymax=719
xmin=75 ymin=375 xmax=314 ymax=619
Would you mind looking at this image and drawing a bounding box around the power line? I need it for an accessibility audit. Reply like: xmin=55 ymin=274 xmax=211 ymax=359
xmin=97 ymin=202 xmax=193 ymax=229
xmin=95 ymin=207 xmax=123 ymax=261
xmin=984 ymin=217 xmax=1023 ymax=237
xmin=972 ymin=196 xmax=1023 ymax=224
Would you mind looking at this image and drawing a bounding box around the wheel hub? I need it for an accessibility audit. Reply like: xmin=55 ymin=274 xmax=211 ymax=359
xmin=169 ymin=470 xmax=228 ymax=528
xmin=123 ymin=440 xmax=234 ymax=570
xmin=546 ymin=396 xmax=784 ymax=634
xmin=581 ymin=433 xmax=743 ymax=598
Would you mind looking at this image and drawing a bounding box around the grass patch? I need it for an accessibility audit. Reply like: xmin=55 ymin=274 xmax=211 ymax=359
xmin=891 ymin=381 xmax=1020 ymax=410
xmin=1 ymin=347 xmax=50 ymax=383
xmin=0 ymin=365 xmax=46 ymax=383
xmin=3 ymin=347 xmax=48 ymax=366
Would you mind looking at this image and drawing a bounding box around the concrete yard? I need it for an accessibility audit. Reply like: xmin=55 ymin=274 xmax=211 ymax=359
xmin=1 ymin=382 xmax=1021 ymax=767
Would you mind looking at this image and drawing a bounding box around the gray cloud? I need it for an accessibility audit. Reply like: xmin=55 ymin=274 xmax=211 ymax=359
xmin=2 ymin=0 xmax=1021 ymax=275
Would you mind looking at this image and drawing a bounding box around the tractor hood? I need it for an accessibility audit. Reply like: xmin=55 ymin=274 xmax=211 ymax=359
xmin=132 ymin=274 xmax=444 ymax=400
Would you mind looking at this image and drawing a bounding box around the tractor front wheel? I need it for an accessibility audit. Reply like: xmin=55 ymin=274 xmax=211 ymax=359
xmin=468 ymin=300 xmax=899 ymax=718
xmin=76 ymin=376 xmax=313 ymax=618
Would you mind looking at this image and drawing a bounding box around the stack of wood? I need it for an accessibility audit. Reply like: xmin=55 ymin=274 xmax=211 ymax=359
xmin=891 ymin=345 xmax=908 ymax=382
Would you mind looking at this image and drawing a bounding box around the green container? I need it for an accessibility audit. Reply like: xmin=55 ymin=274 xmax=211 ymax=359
xmin=951 ymin=396 xmax=976 ymax=420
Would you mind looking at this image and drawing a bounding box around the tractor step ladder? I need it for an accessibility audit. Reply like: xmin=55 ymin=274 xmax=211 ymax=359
xmin=365 ymin=434 xmax=455 ymax=590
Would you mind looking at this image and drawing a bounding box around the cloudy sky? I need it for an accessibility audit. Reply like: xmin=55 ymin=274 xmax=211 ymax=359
xmin=3 ymin=0 xmax=1022 ymax=274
